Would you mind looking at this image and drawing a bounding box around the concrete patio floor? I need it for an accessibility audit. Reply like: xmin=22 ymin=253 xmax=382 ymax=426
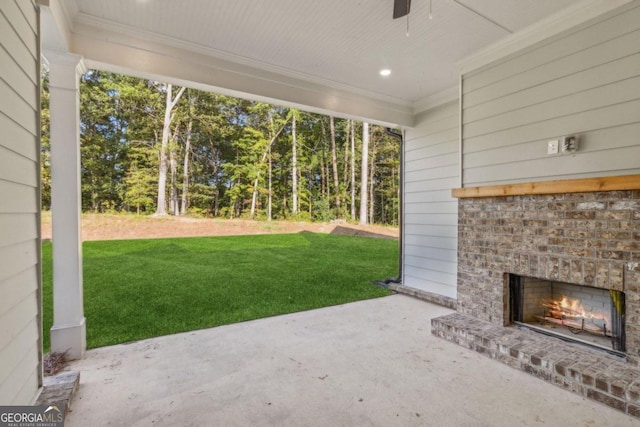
xmin=65 ymin=294 xmax=636 ymax=426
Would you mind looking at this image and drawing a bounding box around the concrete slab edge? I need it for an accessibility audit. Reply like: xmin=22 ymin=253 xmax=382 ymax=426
xmin=388 ymin=283 xmax=457 ymax=310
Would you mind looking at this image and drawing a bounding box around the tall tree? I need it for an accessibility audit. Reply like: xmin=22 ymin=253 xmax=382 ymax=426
xmin=40 ymin=69 xmax=51 ymax=210
xmin=291 ymin=111 xmax=298 ymax=215
xmin=169 ymin=123 xmax=180 ymax=215
xmin=342 ymin=120 xmax=350 ymax=197
xmin=155 ymin=83 xmax=185 ymax=216
xmin=249 ymin=118 xmax=287 ymax=218
xmin=329 ymin=116 xmax=340 ymax=216
xmin=368 ymin=133 xmax=377 ymax=224
xmin=359 ymin=122 xmax=369 ymax=225
xmin=268 ymin=139 xmax=273 ymax=221
xmin=350 ymin=120 xmax=356 ymax=221
xmin=123 ymin=144 xmax=157 ymax=214
xmin=80 ymin=71 xmax=128 ymax=212
xmin=180 ymin=91 xmax=196 ymax=215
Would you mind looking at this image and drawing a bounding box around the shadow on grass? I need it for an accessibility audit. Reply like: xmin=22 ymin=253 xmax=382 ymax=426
xmin=329 ymin=225 xmax=397 ymax=240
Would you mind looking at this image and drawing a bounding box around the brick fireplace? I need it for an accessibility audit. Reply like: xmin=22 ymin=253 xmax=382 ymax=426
xmin=431 ymin=175 xmax=640 ymax=418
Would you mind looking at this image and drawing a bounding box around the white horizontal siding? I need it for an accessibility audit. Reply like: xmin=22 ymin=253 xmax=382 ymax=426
xmin=0 ymin=318 xmax=38 ymax=394
xmin=0 ymin=113 xmax=38 ymax=160
xmin=404 ymin=244 xmax=457 ymax=263
xmin=0 ymin=289 xmax=38 ymax=360
xmin=463 ymin=5 xmax=640 ymax=94
xmin=0 ymin=145 xmax=39 ymax=187
xmin=0 ymin=268 xmax=39 ymax=319
xmin=0 ymin=43 xmax=38 ymax=105
xmin=461 ymin=2 xmax=640 ymax=186
xmin=464 ymin=52 xmax=640 ymax=124
xmin=405 ymin=136 xmax=459 ymax=164
xmin=0 ymin=78 xmax=38 ymax=135
xmin=401 ymin=272 xmax=457 ymax=300
xmin=405 ymin=164 xmax=458 ymax=183
xmin=0 ymin=213 xmax=39 ymax=248
xmin=404 ymin=202 xmax=458 ymax=215
xmin=403 ymin=223 xmax=457 ymax=239
xmin=403 ymin=101 xmax=459 ymax=300
xmin=1 ymin=340 xmax=39 ymax=405
xmin=465 ymin=75 xmax=640 ymax=140
xmin=0 ymin=181 xmax=38 ymax=213
xmin=0 ymin=0 xmax=41 ymax=405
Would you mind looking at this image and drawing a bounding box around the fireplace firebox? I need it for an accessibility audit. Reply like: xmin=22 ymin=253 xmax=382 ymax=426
xmin=509 ymin=274 xmax=625 ymax=356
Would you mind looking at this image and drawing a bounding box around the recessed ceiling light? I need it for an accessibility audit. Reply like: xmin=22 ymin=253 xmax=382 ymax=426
xmin=379 ymin=69 xmax=392 ymax=77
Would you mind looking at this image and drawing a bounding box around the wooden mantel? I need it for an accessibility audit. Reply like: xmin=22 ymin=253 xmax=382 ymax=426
xmin=452 ymin=174 xmax=640 ymax=198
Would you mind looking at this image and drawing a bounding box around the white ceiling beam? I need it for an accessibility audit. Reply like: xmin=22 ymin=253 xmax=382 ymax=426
xmin=39 ymin=0 xmax=73 ymax=53
xmin=68 ymin=23 xmax=414 ymax=128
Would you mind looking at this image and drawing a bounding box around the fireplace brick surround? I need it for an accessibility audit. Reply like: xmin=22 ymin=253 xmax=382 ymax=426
xmin=431 ymin=176 xmax=640 ymax=418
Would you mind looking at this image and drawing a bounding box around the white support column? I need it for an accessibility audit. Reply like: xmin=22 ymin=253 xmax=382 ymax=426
xmin=46 ymin=51 xmax=86 ymax=360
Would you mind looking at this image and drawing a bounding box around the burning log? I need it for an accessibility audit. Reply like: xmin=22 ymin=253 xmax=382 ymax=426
xmin=535 ymin=315 xmax=611 ymax=338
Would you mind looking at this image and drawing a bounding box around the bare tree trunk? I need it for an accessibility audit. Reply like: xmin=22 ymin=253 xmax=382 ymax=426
xmin=250 ymin=176 xmax=259 ymax=219
xmin=369 ymin=138 xmax=377 ymax=224
xmin=210 ymin=144 xmax=220 ymax=216
xmin=180 ymin=93 xmax=195 ymax=215
xmin=91 ymin=176 xmax=98 ymax=212
xmin=329 ymin=116 xmax=340 ymax=216
xmin=155 ymin=87 xmax=172 ymax=216
xmin=170 ymin=123 xmax=182 ymax=215
xmin=342 ymin=120 xmax=349 ymax=192
xmin=268 ymin=142 xmax=272 ymax=221
xmin=169 ymin=127 xmax=178 ymax=215
xmin=291 ymin=113 xmax=298 ymax=215
xmin=154 ymin=83 xmax=185 ymax=216
xmin=326 ymin=161 xmax=331 ymax=205
xmin=350 ymin=120 xmax=356 ymax=221
xmin=320 ymin=153 xmax=326 ymax=199
xmin=359 ymin=122 xmax=369 ymax=224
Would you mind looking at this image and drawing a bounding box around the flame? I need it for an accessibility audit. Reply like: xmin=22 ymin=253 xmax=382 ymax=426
xmin=542 ymin=295 xmax=608 ymax=323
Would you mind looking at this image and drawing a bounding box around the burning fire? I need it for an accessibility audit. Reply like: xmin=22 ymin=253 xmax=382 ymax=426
xmin=541 ymin=295 xmax=608 ymax=324
xmin=533 ymin=292 xmax=622 ymax=342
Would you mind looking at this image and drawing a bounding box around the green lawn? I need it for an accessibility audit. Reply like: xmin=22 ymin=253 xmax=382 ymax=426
xmin=42 ymin=233 xmax=396 ymax=351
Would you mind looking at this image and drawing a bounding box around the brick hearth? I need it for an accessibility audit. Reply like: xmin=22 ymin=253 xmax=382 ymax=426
xmin=432 ymin=313 xmax=640 ymax=417
xmin=432 ymin=184 xmax=640 ymax=418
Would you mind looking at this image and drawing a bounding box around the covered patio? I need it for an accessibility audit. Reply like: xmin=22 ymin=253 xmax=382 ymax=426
xmin=40 ymin=0 xmax=634 ymax=363
xmin=2 ymin=0 xmax=638 ymax=419
xmin=64 ymin=295 xmax=636 ymax=426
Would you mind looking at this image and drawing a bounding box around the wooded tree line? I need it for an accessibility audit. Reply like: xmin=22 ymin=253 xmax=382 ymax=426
xmin=41 ymin=70 xmax=400 ymax=225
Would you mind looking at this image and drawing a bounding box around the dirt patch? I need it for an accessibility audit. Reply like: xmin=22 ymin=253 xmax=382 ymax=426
xmin=40 ymin=213 xmax=398 ymax=242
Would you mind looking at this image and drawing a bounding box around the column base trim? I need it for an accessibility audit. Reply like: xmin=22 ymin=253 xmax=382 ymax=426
xmin=50 ymin=317 xmax=86 ymax=360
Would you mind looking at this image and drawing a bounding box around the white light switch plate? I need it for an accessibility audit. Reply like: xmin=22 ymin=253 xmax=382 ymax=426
xmin=548 ymin=140 xmax=559 ymax=155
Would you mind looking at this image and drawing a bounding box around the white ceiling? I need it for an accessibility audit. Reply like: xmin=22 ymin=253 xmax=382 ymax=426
xmin=47 ymin=0 xmax=599 ymax=125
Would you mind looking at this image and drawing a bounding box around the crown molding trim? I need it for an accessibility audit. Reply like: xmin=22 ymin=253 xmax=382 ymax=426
xmin=413 ymin=86 xmax=459 ymax=114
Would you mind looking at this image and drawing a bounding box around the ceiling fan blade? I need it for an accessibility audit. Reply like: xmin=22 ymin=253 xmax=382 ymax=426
xmin=393 ymin=0 xmax=411 ymax=19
